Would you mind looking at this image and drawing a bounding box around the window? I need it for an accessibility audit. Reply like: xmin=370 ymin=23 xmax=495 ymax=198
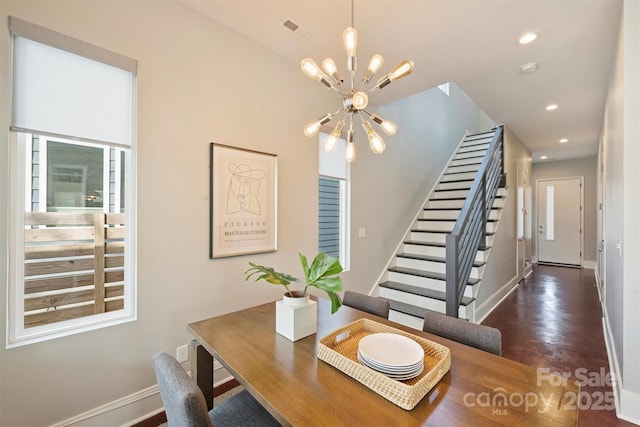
xmin=318 ymin=132 xmax=350 ymax=270
xmin=7 ymin=17 xmax=137 ymax=346
xmin=438 ymin=82 xmax=450 ymax=96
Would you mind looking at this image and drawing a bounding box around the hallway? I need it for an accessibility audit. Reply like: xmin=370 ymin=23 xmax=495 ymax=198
xmin=482 ymin=264 xmax=634 ymax=426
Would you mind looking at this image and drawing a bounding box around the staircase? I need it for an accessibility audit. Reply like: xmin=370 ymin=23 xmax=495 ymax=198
xmin=378 ymin=128 xmax=507 ymax=330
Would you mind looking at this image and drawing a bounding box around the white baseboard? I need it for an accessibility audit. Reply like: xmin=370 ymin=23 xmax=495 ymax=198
xmin=583 ymin=260 xmax=596 ymax=269
xmin=50 ymin=360 xmax=231 ymax=427
xmin=602 ymin=307 xmax=622 ymax=417
xmin=603 ymin=306 xmax=640 ymax=425
xmin=525 ymin=263 xmax=533 ymax=277
xmin=594 ymin=267 xmax=603 ymax=303
xmin=620 ymin=389 xmax=640 ymax=425
xmin=474 ymin=275 xmax=519 ymax=324
xmin=50 ymin=384 xmax=162 ymax=427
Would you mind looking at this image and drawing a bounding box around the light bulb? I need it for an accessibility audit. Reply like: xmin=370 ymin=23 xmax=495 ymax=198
xmin=361 ymin=121 xmax=386 ymax=154
xmin=304 ymin=120 xmax=322 ymax=137
xmin=379 ymin=120 xmax=397 ymax=135
xmin=368 ymin=54 xmax=384 ymax=74
xmin=323 ymin=134 xmax=338 ymax=152
xmin=374 ymin=59 xmax=414 ymax=90
xmin=322 ymin=120 xmax=345 ymax=152
xmin=371 ymin=114 xmax=397 ymax=135
xmin=363 ymin=54 xmax=384 ymax=84
xmin=362 ymin=120 xmax=374 ymax=134
xmin=322 ymin=58 xmax=337 ymax=75
xmin=368 ymin=132 xmax=386 ymax=154
xmin=343 ymin=27 xmax=357 ymax=71
xmin=301 ymin=58 xmax=323 ymax=80
xmin=301 ymin=58 xmax=332 ymax=88
xmin=345 ymin=142 xmax=356 ymax=162
xmin=351 ymin=91 xmax=368 ymax=110
xmin=322 ymin=58 xmax=343 ymax=85
xmin=518 ymin=32 xmax=537 ymax=45
xmin=304 ymin=113 xmax=333 ymax=137
xmin=345 ymin=129 xmax=355 ymax=162
xmin=343 ymin=27 xmax=357 ymax=57
xmin=388 ymin=59 xmax=414 ymax=81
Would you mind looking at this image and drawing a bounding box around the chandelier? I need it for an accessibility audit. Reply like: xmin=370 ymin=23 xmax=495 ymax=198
xmin=301 ymin=1 xmax=414 ymax=162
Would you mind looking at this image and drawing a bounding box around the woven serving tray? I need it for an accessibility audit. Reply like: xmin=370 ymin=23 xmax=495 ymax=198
xmin=317 ymin=318 xmax=451 ymax=410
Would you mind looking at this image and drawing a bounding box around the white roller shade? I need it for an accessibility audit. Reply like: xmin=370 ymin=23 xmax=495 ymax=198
xmin=319 ymin=132 xmax=347 ymax=179
xmin=10 ymin=18 xmax=135 ymax=146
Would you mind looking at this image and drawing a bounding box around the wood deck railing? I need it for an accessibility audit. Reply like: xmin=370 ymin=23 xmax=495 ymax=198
xmin=24 ymin=212 xmax=125 ymax=328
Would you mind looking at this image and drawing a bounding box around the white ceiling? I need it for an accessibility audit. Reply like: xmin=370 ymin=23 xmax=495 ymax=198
xmin=184 ymin=0 xmax=622 ymax=162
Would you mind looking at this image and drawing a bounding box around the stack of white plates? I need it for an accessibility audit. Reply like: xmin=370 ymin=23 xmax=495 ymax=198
xmin=357 ymin=333 xmax=425 ymax=380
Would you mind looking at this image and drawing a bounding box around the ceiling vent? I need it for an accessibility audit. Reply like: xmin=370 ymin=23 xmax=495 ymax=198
xmin=280 ymin=16 xmax=312 ymax=40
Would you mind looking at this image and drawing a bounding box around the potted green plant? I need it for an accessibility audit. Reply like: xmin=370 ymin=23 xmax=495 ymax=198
xmin=245 ymin=252 xmax=343 ymax=313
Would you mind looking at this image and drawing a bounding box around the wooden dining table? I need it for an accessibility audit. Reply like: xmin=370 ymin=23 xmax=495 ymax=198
xmin=187 ymin=297 xmax=579 ymax=426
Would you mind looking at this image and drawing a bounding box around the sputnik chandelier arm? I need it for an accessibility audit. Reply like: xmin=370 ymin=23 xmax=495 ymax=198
xmin=301 ymin=0 xmax=414 ymax=162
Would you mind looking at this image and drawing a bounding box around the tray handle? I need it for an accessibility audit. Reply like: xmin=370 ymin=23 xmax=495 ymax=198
xmin=333 ymin=330 xmax=351 ymax=344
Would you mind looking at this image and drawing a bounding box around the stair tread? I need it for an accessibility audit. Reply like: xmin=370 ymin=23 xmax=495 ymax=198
xmin=466 ymin=130 xmax=496 ymax=138
xmin=449 ymin=157 xmax=484 ymax=167
xmin=411 ymin=229 xmax=448 ymax=234
xmin=423 ymin=207 xmax=501 ymax=211
xmin=460 ymin=141 xmax=491 ymax=148
xmin=431 ymin=193 xmax=505 ymax=199
xmin=434 ymin=189 xmax=470 ymax=193
xmin=384 ymin=300 xmax=431 ymax=319
xmin=384 ymin=300 xmax=470 ymax=320
xmin=380 ymin=281 xmax=475 ymax=305
xmin=439 ymin=176 xmax=478 ymax=183
xmin=447 ymin=165 xmax=480 ymax=170
xmin=453 ymin=154 xmax=486 ymax=160
xmin=397 ymin=253 xmax=486 ymax=267
xmin=462 ymin=138 xmax=493 ymax=147
xmin=456 ymin=147 xmax=489 ymax=155
xmin=441 ymin=170 xmax=482 ymax=176
xmin=404 ymin=240 xmax=447 ymax=247
xmin=411 ymin=229 xmax=496 ymax=236
xmin=429 ymin=196 xmax=504 ymax=201
xmin=388 ymin=266 xmax=481 ymax=285
xmin=438 ymin=178 xmax=475 ymax=184
xmin=417 ymin=218 xmax=498 ymax=222
xmin=403 ymin=240 xmax=491 ymax=251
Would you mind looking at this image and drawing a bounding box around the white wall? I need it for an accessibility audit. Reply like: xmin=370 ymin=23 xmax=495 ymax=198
xmin=531 ymin=156 xmax=598 ymax=264
xmin=599 ymin=0 xmax=640 ymax=422
xmin=475 ymin=126 xmax=532 ymax=321
xmin=0 ymin=1 xmax=337 ymax=425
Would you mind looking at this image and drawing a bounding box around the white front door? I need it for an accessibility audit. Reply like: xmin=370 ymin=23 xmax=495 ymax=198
xmin=537 ymin=177 xmax=583 ymax=266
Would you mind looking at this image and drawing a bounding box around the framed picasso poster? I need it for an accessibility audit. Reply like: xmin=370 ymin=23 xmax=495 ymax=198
xmin=209 ymin=143 xmax=278 ymax=258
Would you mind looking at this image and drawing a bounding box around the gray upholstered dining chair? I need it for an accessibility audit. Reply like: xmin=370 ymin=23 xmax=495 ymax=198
xmin=422 ymin=311 xmax=502 ymax=356
xmin=152 ymin=352 xmax=280 ymax=427
xmin=343 ymin=291 xmax=390 ymax=318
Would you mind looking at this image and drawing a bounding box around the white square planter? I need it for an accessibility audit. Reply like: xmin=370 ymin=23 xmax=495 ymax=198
xmin=275 ymin=298 xmax=317 ymax=341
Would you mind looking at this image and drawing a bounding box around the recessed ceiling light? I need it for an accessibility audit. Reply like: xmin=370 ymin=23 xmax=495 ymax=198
xmin=540 ymin=155 xmax=548 ymax=160
xmin=520 ymin=62 xmax=538 ymax=73
xmin=545 ymin=104 xmax=558 ymax=111
xmin=518 ymin=32 xmax=538 ymax=45
xmin=559 ymin=138 xmax=568 ymax=143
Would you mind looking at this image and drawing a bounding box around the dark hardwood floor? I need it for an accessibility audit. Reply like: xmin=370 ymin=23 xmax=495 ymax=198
xmin=482 ymin=264 xmax=634 ymax=427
